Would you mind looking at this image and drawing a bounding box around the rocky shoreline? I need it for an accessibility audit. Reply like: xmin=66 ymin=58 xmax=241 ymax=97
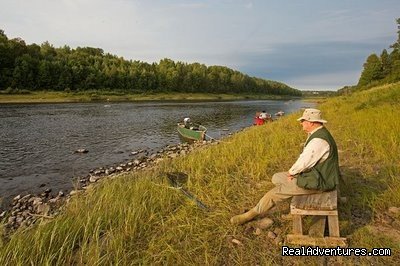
xmin=0 ymin=139 xmax=220 ymax=236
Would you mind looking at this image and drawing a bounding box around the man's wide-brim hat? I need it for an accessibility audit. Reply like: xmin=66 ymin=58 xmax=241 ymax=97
xmin=297 ymin=108 xmax=327 ymax=123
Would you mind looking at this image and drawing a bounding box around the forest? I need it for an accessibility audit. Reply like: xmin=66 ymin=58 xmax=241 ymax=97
xmin=0 ymin=30 xmax=301 ymax=96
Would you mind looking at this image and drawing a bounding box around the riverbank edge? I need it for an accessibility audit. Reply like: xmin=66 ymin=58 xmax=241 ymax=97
xmin=0 ymin=132 xmax=235 ymax=236
xmin=0 ymin=91 xmax=300 ymax=104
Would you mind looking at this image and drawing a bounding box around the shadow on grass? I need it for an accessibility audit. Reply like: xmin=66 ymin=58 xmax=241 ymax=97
xmin=338 ymin=166 xmax=388 ymax=237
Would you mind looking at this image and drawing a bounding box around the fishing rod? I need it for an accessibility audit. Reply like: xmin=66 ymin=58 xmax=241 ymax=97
xmin=166 ymin=172 xmax=209 ymax=211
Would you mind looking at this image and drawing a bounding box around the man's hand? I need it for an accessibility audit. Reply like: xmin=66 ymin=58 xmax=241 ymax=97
xmin=287 ymin=173 xmax=295 ymax=181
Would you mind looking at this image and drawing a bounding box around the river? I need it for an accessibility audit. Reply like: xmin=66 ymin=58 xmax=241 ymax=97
xmin=0 ymin=99 xmax=313 ymax=204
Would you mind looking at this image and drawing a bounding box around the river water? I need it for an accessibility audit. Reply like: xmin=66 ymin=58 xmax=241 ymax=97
xmin=0 ymin=100 xmax=313 ymax=204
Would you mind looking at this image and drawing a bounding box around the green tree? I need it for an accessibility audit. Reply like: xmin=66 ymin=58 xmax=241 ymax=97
xmin=12 ymin=54 xmax=38 ymax=89
xmin=390 ymin=18 xmax=400 ymax=51
xmin=358 ymin=54 xmax=383 ymax=87
xmin=380 ymin=49 xmax=391 ymax=77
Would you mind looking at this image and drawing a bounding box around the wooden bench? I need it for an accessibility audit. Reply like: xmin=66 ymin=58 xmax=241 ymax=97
xmin=286 ymin=190 xmax=347 ymax=247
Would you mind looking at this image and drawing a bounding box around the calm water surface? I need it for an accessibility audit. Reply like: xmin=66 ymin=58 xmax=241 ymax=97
xmin=0 ymin=100 xmax=314 ymax=203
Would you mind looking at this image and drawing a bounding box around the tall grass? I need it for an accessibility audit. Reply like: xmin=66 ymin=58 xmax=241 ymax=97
xmin=1 ymin=82 xmax=400 ymax=264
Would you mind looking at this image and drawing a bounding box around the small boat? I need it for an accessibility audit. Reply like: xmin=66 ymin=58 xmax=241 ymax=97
xmin=254 ymin=116 xmax=265 ymax=125
xmin=177 ymin=123 xmax=207 ymax=143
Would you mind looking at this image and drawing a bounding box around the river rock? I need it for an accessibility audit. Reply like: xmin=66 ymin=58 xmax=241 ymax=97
xmin=89 ymin=175 xmax=99 ymax=183
xmin=69 ymin=190 xmax=80 ymax=196
xmin=36 ymin=203 xmax=50 ymax=215
xmin=389 ymin=206 xmax=400 ymax=214
xmin=273 ymin=228 xmax=282 ymax=235
xmin=256 ymin=217 xmax=273 ymax=229
xmin=75 ymin=148 xmax=88 ymax=153
xmin=267 ymin=231 xmax=277 ymax=239
xmin=13 ymin=195 xmax=21 ymax=201
xmin=29 ymin=197 xmax=42 ymax=206
xmin=8 ymin=216 xmax=16 ymax=224
xmin=21 ymin=194 xmax=31 ymax=201
xmin=15 ymin=216 xmax=24 ymax=225
xmin=254 ymin=228 xmax=262 ymax=236
xmin=94 ymin=170 xmax=102 ymax=175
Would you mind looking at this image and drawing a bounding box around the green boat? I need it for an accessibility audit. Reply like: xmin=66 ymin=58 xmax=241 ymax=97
xmin=177 ymin=123 xmax=207 ymax=143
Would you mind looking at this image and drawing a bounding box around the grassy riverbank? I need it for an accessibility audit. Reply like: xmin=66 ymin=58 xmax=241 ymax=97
xmin=1 ymin=82 xmax=399 ymax=264
xmin=0 ymin=90 xmax=294 ymax=103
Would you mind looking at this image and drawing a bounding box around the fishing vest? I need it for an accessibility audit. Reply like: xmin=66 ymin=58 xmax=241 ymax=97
xmin=296 ymin=127 xmax=340 ymax=191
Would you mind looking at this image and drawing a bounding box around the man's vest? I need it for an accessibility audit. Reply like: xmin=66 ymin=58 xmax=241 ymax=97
xmin=296 ymin=127 xmax=340 ymax=191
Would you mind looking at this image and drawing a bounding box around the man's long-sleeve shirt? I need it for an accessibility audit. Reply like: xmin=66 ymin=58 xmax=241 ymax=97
xmin=288 ymin=127 xmax=330 ymax=176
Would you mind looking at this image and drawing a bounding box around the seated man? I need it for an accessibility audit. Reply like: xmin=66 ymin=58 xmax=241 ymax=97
xmin=231 ymin=108 xmax=340 ymax=225
xmin=183 ymin=117 xmax=191 ymax=129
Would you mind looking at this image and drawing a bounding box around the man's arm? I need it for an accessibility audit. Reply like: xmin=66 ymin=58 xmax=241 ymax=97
xmin=288 ymin=138 xmax=330 ymax=177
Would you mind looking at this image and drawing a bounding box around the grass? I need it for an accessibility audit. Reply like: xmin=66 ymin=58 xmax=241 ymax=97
xmin=0 ymin=90 xmax=292 ymax=103
xmin=1 ymin=82 xmax=400 ymax=264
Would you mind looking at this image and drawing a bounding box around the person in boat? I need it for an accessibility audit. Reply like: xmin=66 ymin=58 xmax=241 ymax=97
xmin=183 ymin=117 xmax=191 ymax=129
xmin=231 ymin=108 xmax=340 ymax=225
xmin=254 ymin=112 xmax=264 ymax=126
xmin=259 ymin=110 xmax=273 ymax=122
xmin=183 ymin=117 xmax=200 ymax=130
xmin=259 ymin=110 xmax=268 ymax=119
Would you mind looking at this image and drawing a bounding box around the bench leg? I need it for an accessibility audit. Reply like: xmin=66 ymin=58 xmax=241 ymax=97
xmin=328 ymin=215 xmax=340 ymax=237
xmin=293 ymin=215 xmax=303 ymax=235
xmin=309 ymin=216 xmax=326 ymax=237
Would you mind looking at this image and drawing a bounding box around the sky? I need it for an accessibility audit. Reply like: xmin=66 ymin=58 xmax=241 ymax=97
xmin=1 ymin=0 xmax=399 ymax=91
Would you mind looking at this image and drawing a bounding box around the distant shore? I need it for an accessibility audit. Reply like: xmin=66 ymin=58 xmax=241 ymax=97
xmin=0 ymin=90 xmax=300 ymax=104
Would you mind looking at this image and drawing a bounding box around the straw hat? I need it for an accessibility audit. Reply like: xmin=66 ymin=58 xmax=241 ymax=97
xmin=297 ymin=108 xmax=327 ymax=123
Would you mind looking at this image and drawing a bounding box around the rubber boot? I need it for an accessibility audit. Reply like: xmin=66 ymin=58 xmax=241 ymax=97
xmin=230 ymin=208 xmax=259 ymax=225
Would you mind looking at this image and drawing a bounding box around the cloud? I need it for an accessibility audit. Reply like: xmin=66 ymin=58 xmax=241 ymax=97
xmin=244 ymin=2 xmax=253 ymax=9
xmin=175 ymin=2 xmax=208 ymax=9
xmin=229 ymin=37 xmax=393 ymax=90
xmin=285 ymin=70 xmax=362 ymax=90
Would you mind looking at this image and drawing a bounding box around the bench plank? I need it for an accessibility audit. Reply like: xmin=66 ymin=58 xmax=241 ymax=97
xmin=286 ymin=235 xmax=347 ymax=247
xmin=290 ymin=209 xmax=338 ymax=216
xmin=292 ymin=215 xmax=303 ymax=235
xmin=328 ymin=215 xmax=340 ymax=237
xmin=291 ymin=190 xmax=337 ymax=210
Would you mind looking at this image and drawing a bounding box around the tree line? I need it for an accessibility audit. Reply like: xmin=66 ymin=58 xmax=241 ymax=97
xmin=339 ymin=18 xmax=400 ymax=94
xmin=0 ymin=30 xmax=301 ymax=96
